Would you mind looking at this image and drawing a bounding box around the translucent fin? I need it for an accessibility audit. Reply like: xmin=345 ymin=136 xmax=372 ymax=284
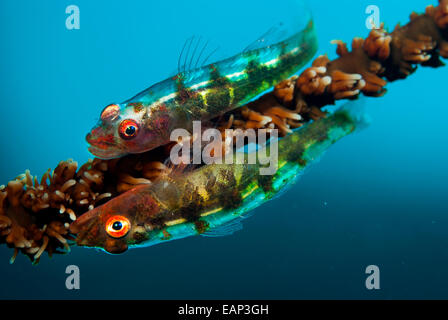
xmin=178 ymin=21 xmax=291 ymax=74
xmin=336 ymin=97 xmax=371 ymax=131
xmin=164 ymin=159 xmax=196 ymax=178
xmin=201 ymin=219 xmax=243 ymax=237
xmin=178 ymin=36 xmax=220 ymax=74
xmin=201 ymin=201 xmax=259 ymax=238
xmin=243 ymin=22 xmax=289 ymax=53
xmin=269 ymin=172 xmax=301 ymax=201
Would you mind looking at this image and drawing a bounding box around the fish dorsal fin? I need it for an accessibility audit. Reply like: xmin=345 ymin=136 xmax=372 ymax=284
xmin=176 ymin=22 xmax=292 ymax=74
xmin=201 ymin=220 xmax=243 ymax=238
xmin=178 ymin=36 xmax=220 ymax=74
xmin=162 ymin=153 xmax=200 ymax=179
xmin=168 ymin=161 xmax=195 ymax=178
xmin=243 ymin=22 xmax=289 ymax=53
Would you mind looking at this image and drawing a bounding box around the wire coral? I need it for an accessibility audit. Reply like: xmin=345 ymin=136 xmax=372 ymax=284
xmin=1 ymin=0 xmax=447 ymax=263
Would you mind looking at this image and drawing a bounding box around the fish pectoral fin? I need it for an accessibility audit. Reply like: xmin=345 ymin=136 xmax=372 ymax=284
xmin=201 ymin=220 xmax=243 ymax=238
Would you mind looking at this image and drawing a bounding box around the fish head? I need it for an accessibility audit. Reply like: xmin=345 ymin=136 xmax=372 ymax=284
xmin=69 ymin=184 xmax=162 ymax=254
xmin=87 ymin=102 xmax=170 ymax=159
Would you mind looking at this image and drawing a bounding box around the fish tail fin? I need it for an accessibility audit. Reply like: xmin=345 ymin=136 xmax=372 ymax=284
xmin=335 ymin=97 xmax=371 ymax=133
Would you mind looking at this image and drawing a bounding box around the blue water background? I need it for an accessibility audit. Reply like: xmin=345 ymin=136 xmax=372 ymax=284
xmin=0 ymin=0 xmax=447 ymax=299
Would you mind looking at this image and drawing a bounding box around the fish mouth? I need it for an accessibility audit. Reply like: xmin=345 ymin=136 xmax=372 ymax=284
xmin=88 ymin=144 xmax=125 ymax=160
xmin=69 ymin=206 xmax=107 ymax=248
xmin=69 ymin=207 xmax=99 ymax=236
xmin=86 ymin=131 xmax=126 ymax=159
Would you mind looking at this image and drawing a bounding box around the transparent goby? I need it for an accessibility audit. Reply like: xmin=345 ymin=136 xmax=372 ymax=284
xmin=87 ymin=19 xmax=318 ymax=159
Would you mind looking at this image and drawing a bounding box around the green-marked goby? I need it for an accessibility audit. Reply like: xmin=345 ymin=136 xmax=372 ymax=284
xmin=86 ymin=19 xmax=318 ymax=159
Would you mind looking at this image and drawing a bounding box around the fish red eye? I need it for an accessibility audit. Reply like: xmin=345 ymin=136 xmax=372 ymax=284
xmin=106 ymin=215 xmax=130 ymax=238
xmin=101 ymin=104 xmax=120 ymax=121
xmin=119 ymin=119 xmax=139 ymax=140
